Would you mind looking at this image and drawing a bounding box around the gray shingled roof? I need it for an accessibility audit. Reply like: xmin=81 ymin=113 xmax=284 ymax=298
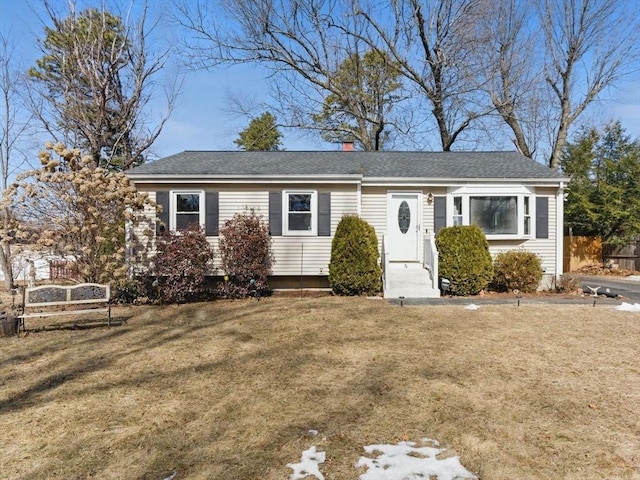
xmin=127 ymin=150 xmax=565 ymax=179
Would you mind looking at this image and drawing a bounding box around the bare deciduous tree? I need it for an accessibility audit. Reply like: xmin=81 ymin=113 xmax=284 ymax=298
xmin=353 ymin=0 xmax=491 ymax=150
xmin=0 ymin=32 xmax=33 ymax=289
xmin=541 ymin=0 xmax=639 ymax=169
xmin=29 ymin=1 xmax=179 ymax=171
xmin=176 ymin=0 xmax=408 ymax=150
xmin=476 ymin=0 xmax=544 ymax=158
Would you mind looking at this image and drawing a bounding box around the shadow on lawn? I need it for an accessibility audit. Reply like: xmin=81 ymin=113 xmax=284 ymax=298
xmin=1 ymin=299 xmax=410 ymax=479
xmin=0 ymin=303 xmax=265 ymax=416
xmin=23 ymin=316 xmax=131 ymax=332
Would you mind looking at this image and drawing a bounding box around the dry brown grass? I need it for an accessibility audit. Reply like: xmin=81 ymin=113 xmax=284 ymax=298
xmin=1 ymin=297 xmax=639 ymax=480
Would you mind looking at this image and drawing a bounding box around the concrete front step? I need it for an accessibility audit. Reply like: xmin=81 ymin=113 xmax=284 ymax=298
xmin=384 ymin=262 xmax=441 ymax=299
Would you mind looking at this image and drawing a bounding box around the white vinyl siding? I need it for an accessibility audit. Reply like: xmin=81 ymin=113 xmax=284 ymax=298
xmin=130 ymin=184 xmax=561 ymax=285
xmin=269 ymin=187 xmax=356 ymax=275
xmin=219 ymin=190 xmax=269 ymax=224
xmin=361 ymin=187 xmax=388 ymax=254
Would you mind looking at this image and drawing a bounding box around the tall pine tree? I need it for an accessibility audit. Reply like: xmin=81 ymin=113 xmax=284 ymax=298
xmin=561 ymin=122 xmax=640 ymax=246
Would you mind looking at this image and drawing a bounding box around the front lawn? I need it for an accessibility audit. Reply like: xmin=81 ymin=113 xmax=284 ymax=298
xmin=1 ymin=297 xmax=638 ymax=479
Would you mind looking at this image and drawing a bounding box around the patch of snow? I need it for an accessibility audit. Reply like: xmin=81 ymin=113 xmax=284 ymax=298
xmin=465 ymin=304 xmax=479 ymax=310
xmin=356 ymin=439 xmax=477 ymax=480
xmin=626 ymin=275 xmax=640 ymax=282
xmin=615 ymin=302 xmax=640 ymax=312
xmin=287 ymin=446 xmax=325 ymax=480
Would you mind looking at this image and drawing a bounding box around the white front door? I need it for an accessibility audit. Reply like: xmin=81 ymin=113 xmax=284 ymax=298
xmin=388 ymin=193 xmax=421 ymax=261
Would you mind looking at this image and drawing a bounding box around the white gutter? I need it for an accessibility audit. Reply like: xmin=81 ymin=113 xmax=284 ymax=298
xmin=126 ymin=174 xmax=364 ymax=185
xmin=363 ymin=177 xmax=571 ymax=186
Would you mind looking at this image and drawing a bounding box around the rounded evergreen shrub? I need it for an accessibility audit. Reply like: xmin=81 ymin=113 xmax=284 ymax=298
xmin=492 ymin=249 xmax=543 ymax=293
xmin=435 ymin=225 xmax=493 ymax=296
xmin=329 ymin=215 xmax=382 ymax=295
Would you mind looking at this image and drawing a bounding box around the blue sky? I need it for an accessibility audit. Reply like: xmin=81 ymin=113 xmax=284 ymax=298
xmin=1 ymin=0 xmax=638 ymax=161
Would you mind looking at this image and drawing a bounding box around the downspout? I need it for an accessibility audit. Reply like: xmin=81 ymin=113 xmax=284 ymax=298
xmin=556 ymin=181 xmax=565 ymax=282
xmin=356 ymin=182 xmax=362 ymax=217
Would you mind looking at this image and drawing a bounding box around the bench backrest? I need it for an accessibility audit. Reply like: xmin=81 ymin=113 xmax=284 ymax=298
xmin=23 ymin=283 xmax=110 ymax=308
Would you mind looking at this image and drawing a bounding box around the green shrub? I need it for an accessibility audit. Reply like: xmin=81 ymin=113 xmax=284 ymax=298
xmin=492 ymin=249 xmax=543 ymax=293
xmin=217 ymin=209 xmax=273 ymax=298
xmin=435 ymin=225 xmax=493 ymax=296
xmin=329 ymin=215 xmax=382 ymax=295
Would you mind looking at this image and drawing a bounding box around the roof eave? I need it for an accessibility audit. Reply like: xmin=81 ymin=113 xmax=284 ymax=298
xmin=362 ymin=176 xmax=570 ymax=186
xmin=126 ymin=173 xmax=364 ymax=184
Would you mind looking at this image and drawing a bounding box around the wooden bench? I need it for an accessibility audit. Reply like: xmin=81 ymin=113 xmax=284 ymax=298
xmin=17 ymin=283 xmax=111 ymax=331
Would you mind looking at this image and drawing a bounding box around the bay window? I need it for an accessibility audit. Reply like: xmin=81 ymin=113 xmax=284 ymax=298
xmin=449 ymin=187 xmax=535 ymax=238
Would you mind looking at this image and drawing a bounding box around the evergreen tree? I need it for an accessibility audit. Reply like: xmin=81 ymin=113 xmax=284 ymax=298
xmin=561 ymin=122 xmax=640 ymax=246
xmin=312 ymin=50 xmax=402 ymax=151
xmin=234 ymin=112 xmax=282 ymax=151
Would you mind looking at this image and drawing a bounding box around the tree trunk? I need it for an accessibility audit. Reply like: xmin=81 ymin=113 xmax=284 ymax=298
xmin=0 ymin=241 xmax=14 ymax=289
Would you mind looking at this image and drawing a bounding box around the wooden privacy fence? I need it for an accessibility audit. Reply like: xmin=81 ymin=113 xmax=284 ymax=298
xmin=603 ymin=237 xmax=640 ymax=271
xmin=564 ymin=235 xmax=640 ymax=272
xmin=563 ymin=235 xmax=602 ymax=272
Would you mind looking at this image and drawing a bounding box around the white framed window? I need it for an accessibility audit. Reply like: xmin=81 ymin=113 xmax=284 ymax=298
xmin=171 ymin=190 xmax=205 ymax=231
xmin=470 ymin=196 xmax=518 ymax=235
xmin=447 ymin=187 xmax=534 ymax=239
xmin=283 ymin=190 xmax=317 ymax=235
xmin=523 ymin=196 xmax=531 ymax=235
xmin=453 ymin=196 xmax=463 ymax=226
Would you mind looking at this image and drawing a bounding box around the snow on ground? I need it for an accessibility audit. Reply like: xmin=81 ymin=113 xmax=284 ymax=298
xmin=287 ymin=438 xmax=477 ymax=480
xmin=615 ymin=302 xmax=640 ymax=312
xmin=287 ymin=446 xmax=325 ymax=480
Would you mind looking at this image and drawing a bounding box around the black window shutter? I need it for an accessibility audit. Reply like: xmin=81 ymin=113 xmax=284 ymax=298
xmin=434 ymin=196 xmax=447 ymax=233
xmin=156 ymin=191 xmax=169 ymax=235
xmin=318 ymin=192 xmax=331 ymax=236
xmin=205 ymin=191 xmax=219 ymax=236
xmin=536 ymin=196 xmax=549 ymax=239
xmin=269 ymin=191 xmax=282 ymax=236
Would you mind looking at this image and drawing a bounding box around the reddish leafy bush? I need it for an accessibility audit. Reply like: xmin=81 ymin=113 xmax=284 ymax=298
xmin=152 ymin=225 xmax=215 ymax=303
xmin=217 ymin=210 xmax=273 ymax=298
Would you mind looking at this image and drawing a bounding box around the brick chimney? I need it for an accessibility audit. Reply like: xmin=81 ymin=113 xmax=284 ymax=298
xmin=342 ymin=141 xmax=355 ymax=151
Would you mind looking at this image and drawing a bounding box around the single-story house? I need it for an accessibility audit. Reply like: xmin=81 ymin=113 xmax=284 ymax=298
xmin=126 ymin=148 xmax=569 ymax=298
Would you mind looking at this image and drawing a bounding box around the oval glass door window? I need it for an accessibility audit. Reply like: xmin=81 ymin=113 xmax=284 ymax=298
xmin=398 ymin=200 xmax=411 ymax=234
